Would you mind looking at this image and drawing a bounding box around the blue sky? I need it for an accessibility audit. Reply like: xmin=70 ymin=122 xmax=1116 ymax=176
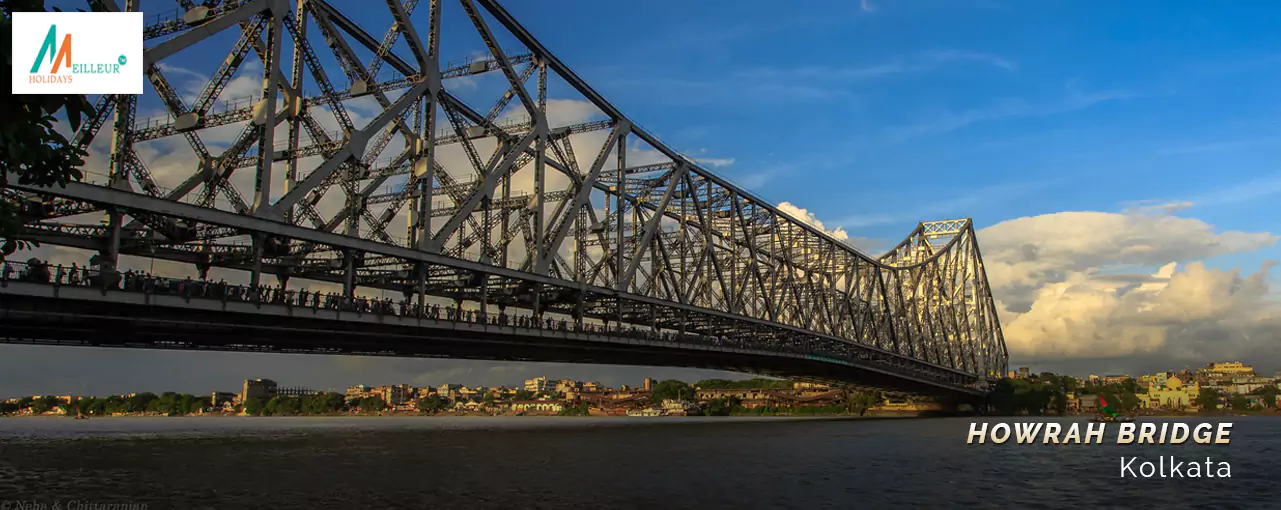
xmin=51 ymin=0 xmax=1275 ymax=260
xmin=489 ymin=0 xmax=1281 ymax=269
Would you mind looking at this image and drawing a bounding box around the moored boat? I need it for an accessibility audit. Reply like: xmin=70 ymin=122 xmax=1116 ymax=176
xmin=1090 ymin=395 xmax=1135 ymax=423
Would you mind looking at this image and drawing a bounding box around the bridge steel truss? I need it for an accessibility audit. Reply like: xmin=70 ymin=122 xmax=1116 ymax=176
xmin=6 ymin=0 xmax=1009 ymax=393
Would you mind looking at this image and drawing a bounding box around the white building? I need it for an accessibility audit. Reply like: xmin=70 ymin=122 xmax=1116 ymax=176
xmin=438 ymin=384 xmax=463 ymax=398
xmin=524 ymin=377 xmax=551 ymax=393
xmin=380 ymin=384 xmax=414 ymax=405
xmin=1230 ymin=377 xmax=1275 ymax=395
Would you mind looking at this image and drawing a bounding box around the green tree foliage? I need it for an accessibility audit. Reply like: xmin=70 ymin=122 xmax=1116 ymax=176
xmin=70 ymin=397 xmax=108 ymax=416
xmin=30 ymin=396 xmax=57 ymax=414
xmin=482 ymin=393 xmax=495 ymax=406
xmin=990 ymin=379 xmax=1042 ymax=415
xmin=989 ymin=378 xmax=1069 ymax=415
xmin=791 ymin=404 xmax=848 ymax=415
xmin=306 ymin=392 xmax=346 ymax=414
xmin=275 ymin=397 xmax=302 ymax=416
xmin=649 ymin=380 xmax=695 ymax=403
xmin=98 ymin=396 xmax=126 ymax=415
xmin=513 ymin=390 xmax=534 ymax=401
xmin=1049 ymin=392 xmax=1069 ymax=415
xmin=416 ymin=395 xmax=451 ymax=414
xmin=2 ymin=391 xmax=370 ymax=417
xmin=703 ymin=396 xmax=742 ymax=416
xmin=1058 ymin=374 xmax=1080 ymax=394
xmin=1228 ymin=395 xmax=1252 ymax=410
xmin=138 ymin=392 xmax=202 ymax=415
xmin=843 ymin=390 xmax=882 ymax=416
xmin=263 ymin=396 xmax=282 ymax=416
xmin=0 ymin=0 xmax=97 ymax=260
xmin=3 ymin=394 xmax=146 ymax=416
xmin=189 ymin=397 xmax=211 ymax=414
xmin=126 ymin=393 xmax=158 ymax=413
xmin=1195 ymin=388 xmax=1221 ymax=410
xmin=242 ymin=397 xmax=264 ymax=416
xmin=991 ymin=374 xmax=1136 ymax=415
xmin=358 ymin=396 xmax=388 ymax=413
xmin=1096 ymin=390 xmax=1140 ymax=413
xmin=736 ymin=405 xmax=794 ymax=416
xmin=1248 ymin=386 xmax=1278 ymax=408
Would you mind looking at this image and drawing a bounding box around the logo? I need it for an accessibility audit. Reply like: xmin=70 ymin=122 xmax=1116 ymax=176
xmin=11 ymin=12 xmax=143 ymax=94
xmin=29 ymin=24 xmax=77 ymax=81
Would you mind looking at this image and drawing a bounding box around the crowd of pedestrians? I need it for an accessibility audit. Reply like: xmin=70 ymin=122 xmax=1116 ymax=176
xmin=1 ymin=258 xmax=795 ymax=349
xmin=1 ymin=258 xmax=983 ymax=387
xmin=2 ymin=258 xmax=897 ymax=366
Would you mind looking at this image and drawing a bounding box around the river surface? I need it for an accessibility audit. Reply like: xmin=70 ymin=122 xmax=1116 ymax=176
xmin=0 ymin=416 xmax=1276 ymax=509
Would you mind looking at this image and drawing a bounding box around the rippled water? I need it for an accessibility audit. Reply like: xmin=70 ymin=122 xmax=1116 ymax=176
xmin=0 ymin=416 xmax=1276 ymax=509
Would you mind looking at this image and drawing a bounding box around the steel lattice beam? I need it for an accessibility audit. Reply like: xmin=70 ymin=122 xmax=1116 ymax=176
xmin=7 ymin=0 xmax=1008 ymax=393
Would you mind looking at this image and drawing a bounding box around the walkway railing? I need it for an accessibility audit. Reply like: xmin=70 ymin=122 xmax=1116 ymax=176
xmin=0 ymin=259 xmax=983 ymax=391
xmin=0 ymin=260 xmax=799 ymax=352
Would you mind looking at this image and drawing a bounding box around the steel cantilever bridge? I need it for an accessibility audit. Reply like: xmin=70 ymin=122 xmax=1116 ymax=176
xmin=2 ymin=0 xmax=1008 ymax=396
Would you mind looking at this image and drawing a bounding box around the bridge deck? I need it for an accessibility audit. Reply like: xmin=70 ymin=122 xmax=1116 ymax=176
xmin=0 ymin=279 xmax=984 ymax=396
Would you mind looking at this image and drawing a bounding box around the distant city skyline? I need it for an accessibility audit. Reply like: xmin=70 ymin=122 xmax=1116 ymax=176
xmin=3 ymin=341 xmax=1276 ymax=399
xmin=0 ymin=345 xmax=745 ymax=398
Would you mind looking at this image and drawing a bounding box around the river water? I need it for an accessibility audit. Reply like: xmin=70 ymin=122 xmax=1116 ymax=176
xmin=0 ymin=416 xmax=1276 ymax=509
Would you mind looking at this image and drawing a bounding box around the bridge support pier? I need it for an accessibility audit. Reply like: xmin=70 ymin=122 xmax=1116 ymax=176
xmin=573 ymin=291 xmax=584 ymax=327
xmin=249 ymin=234 xmax=264 ymax=288
xmin=414 ymin=262 xmax=427 ymax=313
xmin=342 ymin=250 xmax=355 ymax=298
xmin=479 ymin=274 xmax=489 ymax=321
xmin=99 ymin=208 xmax=122 ymax=274
xmin=531 ymin=283 xmax=541 ymax=319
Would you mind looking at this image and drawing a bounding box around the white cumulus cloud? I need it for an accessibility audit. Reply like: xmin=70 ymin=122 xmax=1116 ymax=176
xmin=977 ymin=209 xmax=1280 ymax=371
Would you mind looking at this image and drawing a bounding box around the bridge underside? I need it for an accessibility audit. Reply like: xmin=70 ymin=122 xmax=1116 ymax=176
xmin=0 ymin=282 xmax=983 ymax=397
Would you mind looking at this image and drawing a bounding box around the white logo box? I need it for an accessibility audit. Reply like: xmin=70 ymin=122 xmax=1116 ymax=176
xmin=11 ymin=11 xmax=144 ymax=94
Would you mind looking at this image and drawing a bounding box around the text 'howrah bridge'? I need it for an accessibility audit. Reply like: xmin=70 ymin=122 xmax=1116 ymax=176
xmin=2 ymin=0 xmax=1008 ymax=397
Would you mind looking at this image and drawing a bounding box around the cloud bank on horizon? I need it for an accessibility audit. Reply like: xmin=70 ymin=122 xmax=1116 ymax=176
xmin=977 ymin=209 xmax=1278 ymax=372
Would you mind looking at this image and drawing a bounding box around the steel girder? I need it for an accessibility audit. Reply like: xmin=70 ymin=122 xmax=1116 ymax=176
xmin=7 ymin=0 xmax=1008 ymax=389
